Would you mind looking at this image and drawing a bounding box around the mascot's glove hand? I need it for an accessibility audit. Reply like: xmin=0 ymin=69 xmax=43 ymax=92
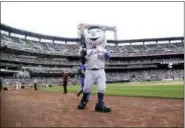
xmin=104 ymin=51 xmax=111 ymax=60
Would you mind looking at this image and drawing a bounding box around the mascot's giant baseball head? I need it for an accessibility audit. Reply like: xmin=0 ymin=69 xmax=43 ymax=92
xmin=85 ymin=26 xmax=107 ymax=49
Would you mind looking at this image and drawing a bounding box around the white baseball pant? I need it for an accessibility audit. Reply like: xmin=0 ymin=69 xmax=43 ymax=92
xmin=83 ymin=69 xmax=106 ymax=93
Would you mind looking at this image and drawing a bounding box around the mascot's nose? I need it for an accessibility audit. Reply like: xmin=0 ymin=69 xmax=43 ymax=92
xmin=91 ymin=32 xmax=96 ymax=37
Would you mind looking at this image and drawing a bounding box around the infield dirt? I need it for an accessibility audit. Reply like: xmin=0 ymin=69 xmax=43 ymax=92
xmin=1 ymin=88 xmax=184 ymax=127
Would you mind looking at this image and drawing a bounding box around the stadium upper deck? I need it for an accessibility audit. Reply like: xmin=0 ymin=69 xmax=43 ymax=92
xmin=0 ymin=23 xmax=184 ymax=58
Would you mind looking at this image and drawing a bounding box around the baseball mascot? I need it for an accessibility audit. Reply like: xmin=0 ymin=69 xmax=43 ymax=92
xmin=78 ymin=26 xmax=111 ymax=112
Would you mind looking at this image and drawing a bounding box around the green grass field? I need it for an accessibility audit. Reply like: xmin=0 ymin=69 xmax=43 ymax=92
xmin=41 ymin=80 xmax=184 ymax=99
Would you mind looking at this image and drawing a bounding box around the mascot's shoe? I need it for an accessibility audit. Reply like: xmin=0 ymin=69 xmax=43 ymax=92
xmin=78 ymin=100 xmax=87 ymax=110
xmin=95 ymin=102 xmax=111 ymax=113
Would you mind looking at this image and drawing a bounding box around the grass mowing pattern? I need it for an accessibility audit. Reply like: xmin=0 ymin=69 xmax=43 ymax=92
xmin=41 ymin=80 xmax=184 ymax=99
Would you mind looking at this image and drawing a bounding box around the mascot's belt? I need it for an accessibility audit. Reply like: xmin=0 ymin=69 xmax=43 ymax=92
xmin=87 ymin=68 xmax=104 ymax=71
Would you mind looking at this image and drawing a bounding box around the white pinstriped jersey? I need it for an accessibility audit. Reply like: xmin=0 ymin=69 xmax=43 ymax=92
xmin=85 ymin=46 xmax=107 ymax=69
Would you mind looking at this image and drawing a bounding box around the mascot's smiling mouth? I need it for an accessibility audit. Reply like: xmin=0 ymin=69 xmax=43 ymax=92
xmin=89 ymin=37 xmax=98 ymax=41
